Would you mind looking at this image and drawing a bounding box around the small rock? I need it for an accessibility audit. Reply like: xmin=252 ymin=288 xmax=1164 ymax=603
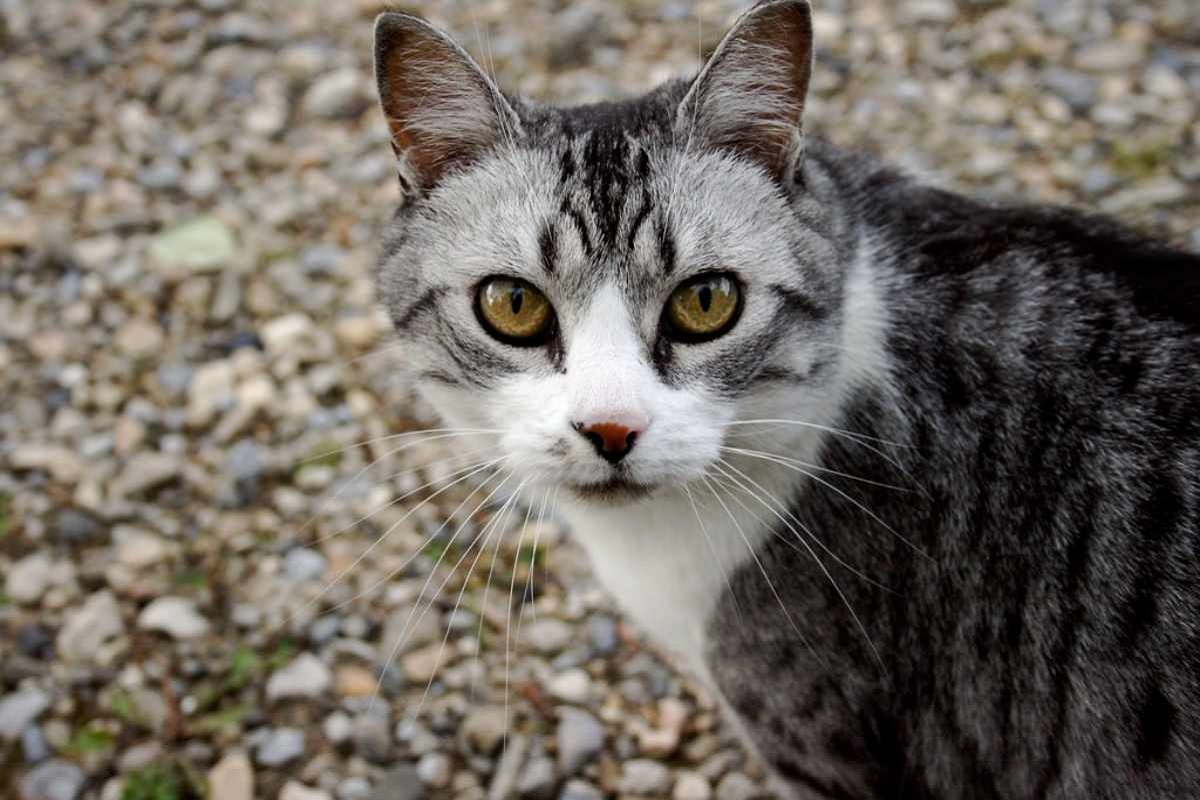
xmin=57 ymin=591 xmax=125 ymax=663
xmin=322 ymin=711 xmax=353 ymax=745
xmin=53 ymin=510 xmax=102 ymax=546
xmin=118 ymin=741 xmax=163 ymax=772
xmin=22 ymin=725 xmax=50 ymax=764
xmin=137 ymin=596 xmax=211 ymax=640
xmin=112 ymin=452 xmax=182 ymax=497
xmin=619 ymin=759 xmax=672 ymax=795
xmin=280 ymin=781 xmax=332 ymax=800
xmin=0 ymin=689 xmax=52 ymax=741
xmin=353 ymin=714 xmax=393 ymax=763
xmin=303 ymin=69 xmax=369 ymax=119
xmin=207 ymin=751 xmax=254 ymax=800
xmin=267 ymin=653 xmax=332 ymax=701
xmin=1075 ymin=40 xmax=1145 ymax=72
xmin=548 ymin=668 xmax=591 ymax=704
xmin=674 ymin=771 xmax=713 ymax=800
xmin=524 ymin=617 xmax=573 ymax=653
xmin=6 ymin=553 xmax=54 ymax=605
xmin=283 ymin=547 xmax=327 ymax=582
xmin=114 ymin=527 xmax=170 ymax=568
xmin=15 ymin=625 xmax=53 ymax=660
xmin=587 ymin=615 xmax=618 ymax=655
xmin=461 ymin=705 xmax=507 ymax=756
xmin=114 ymin=318 xmax=164 ymax=358
xmin=336 ymin=777 xmax=371 ymax=800
xmin=515 ymin=755 xmax=555 ymax=799
xmin=415 ymin=751 xmax=451 ymax=788
xmin=380 ymin=605 xmax=443 ymax=658
xmin=334 ymin=664 xmax=377 ymax=698
xmin=556 ymin=708 xmax=605 ymax=775
xmin=188 ymin=359 xmax=236 ymax=427
xmin=256 ymin=728 xmax=306 ymax=767
xmin=260 ymin=313 xmax=316 ymax=356
xmin=558 ymin=779 xmax=604 ymax=800
xmin=366 ymin=764 xmax=425 ymax=800
xmin=149 ymin=216 xmax=236 ymax=276
xmin=333 ymin=315 xmax=378 ymax=350
xmin=10 ymin=445 xmax=82 ymax=483
xmin=714 ymin=772 xmax=760 ymax=800
xmin=400 ymin=643 xmax=447 ymax=684
xmin=18 ymin=759 xmax=85 ymax=800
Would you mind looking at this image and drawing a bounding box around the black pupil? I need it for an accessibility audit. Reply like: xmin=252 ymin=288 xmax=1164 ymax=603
xmin=697 ymin=285 xmax=713 ymax=312
xmin=510 ymin=286 xmax=524 ymax=315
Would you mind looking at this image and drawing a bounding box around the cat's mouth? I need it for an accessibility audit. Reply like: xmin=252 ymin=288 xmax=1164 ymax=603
xmin=567 ymin=476 xmax=655 ymax=503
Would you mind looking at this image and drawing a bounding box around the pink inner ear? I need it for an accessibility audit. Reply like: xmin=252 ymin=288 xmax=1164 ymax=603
xmin=376 ymin=18 xmax=505 ymax=191
xmin=686 ymin=1 xmax=814 ymax=180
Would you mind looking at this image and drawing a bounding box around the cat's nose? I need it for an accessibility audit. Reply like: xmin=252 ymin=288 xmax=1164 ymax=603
xmin=574 ymin=419 xmax=643 ymax=464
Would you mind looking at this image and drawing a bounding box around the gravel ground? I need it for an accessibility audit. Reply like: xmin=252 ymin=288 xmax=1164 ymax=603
xmin=0 ymin=1 xmax=1197 ymax=799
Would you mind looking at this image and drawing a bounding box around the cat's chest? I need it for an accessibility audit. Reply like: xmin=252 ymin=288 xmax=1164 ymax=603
xmin=561 ymin=493 xmax=772 ymax=677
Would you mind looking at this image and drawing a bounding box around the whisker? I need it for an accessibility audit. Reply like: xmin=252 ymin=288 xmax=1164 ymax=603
xmin=307 ymin=455 xmax=502 ymax=548
xmin=372 ymin=469 xmax=519 ymax=710
xmin=299 ymin=427 xmax=503 ymax=467
xmin=723 ymin=447 xmax=930 ymax=561
xmin=681 ymin=482 xmax=744 ymax=623
xmin=693 ymin=464 xmax=823 ymax=667
xmin=713 ymin=459 xmax=883 ymax=667
xmin=721 ymin=446 xmax=908 ymax=492
xmin=287 ymin=457 xmax=509 ymax=628
xmin=726 ymin=418 xmax=911 ymax=450
xmin=312 ymin=466 xmax=506 ymax=619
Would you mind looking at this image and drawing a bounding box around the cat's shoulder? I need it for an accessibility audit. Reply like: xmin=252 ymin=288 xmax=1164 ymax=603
xmin=815 ymin=141 xmax=1200 ymax=327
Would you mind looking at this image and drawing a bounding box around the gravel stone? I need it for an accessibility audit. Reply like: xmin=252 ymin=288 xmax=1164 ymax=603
xmin=280 ymin=782 xmax=333 ymax=800
xmin=256 ymin=727 xmax=306 ymax=767
xmin=18 ymin=759 xmax=85 ymax=800
xmin=548 ymin=668 xmax=591 ymax=704
xmin=556 ymin=708 xmax=605 ymax=775
xmin=461 ymin=706 xmax=508 ymax=756
xmin=558 ymin=779 xmax=604 ymax=800
xmin=0 ymin=689 xmax=52 ymax=741
xmin=6 ymin=553 xmax=55 ymax=604
xmin=619 ymin=759 xmax=673 ymax=795
xmin=367 ymin=764 xmax=425 ymax=800
xmin=207 ymin=751 xmax=254 ymax=800
xmin=56 ymin=591 xmax=124 ymax=663
xmin=283 ymin=547 xmax=328 ymax=582
xmin=303 ymin=69 xmax=370 ymax=119
xmin=149 ymin=216 xmax=236 ymax=276
xmin=715 ymin=772 xmax=761 ymax=800
xmin=674 ymin=771 xmax=713 ymax=800
xmin=267 ymin=653 xmax=333 ymax=701
xmin=137 ymin=596 xmax=211 ymax=640
xmin=524 ymin=617 xmax=574 ymax=653
xmin=415 ymin=751 xmax=451 ymax=788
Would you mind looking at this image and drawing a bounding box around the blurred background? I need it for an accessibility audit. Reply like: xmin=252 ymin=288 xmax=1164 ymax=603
xmin=0 ymin=1 xmax=1196 ymax=799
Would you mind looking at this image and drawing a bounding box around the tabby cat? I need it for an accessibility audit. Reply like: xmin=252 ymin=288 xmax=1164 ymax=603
xmin=370 ymin=1 xmax=1200 ymax=796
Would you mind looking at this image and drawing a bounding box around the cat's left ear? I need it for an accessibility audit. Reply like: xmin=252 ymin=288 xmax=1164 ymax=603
xmin=374 ymin=12 xmax=520 ymax=195
xmin=677 ymin=0 xmax=814 ymax=183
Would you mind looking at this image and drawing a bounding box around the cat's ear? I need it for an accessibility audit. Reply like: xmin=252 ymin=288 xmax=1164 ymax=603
xmin=373 ymin=13 xmax=519 ymax=194
xmin=677 ymin=0 xmax=814 ymax=182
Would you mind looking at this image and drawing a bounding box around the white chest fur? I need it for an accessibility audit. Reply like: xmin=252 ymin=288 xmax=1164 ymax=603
xmin=559 ymin=469 xmax=792 ymax=678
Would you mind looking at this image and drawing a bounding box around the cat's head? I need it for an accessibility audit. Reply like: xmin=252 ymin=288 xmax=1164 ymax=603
xmin=372 ymin=1 xmax=867 ymax=507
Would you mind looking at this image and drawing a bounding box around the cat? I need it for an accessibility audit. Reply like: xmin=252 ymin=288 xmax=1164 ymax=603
xmin=369 ymin=1 xmax=1200 ymax=797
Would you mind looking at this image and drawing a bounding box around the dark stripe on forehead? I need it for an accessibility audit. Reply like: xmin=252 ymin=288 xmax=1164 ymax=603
xmin=558 ymin=148 xmax=575 ymax=184
xmin=655 ymin=216 xmax=677 ymax=275
xmin=538 ymin=221 xmax=558 ymax=274
xmin=560 ymin=197 xmax=594 ymax=259
xmin=392 ymin=286 xmax=447 ymax=333
xmin=626 ymin=196 xmax=653 ymax=255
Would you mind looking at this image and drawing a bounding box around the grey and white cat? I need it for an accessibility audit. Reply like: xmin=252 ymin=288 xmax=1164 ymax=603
xmin=370 ymin=2 xmax=1200 ymax=797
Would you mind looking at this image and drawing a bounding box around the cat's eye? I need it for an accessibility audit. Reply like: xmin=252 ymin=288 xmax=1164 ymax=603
xmin=664 ymin=274 xmax=742 ymax=341
xmin=475 ymin=277 xmax=554 ymax=344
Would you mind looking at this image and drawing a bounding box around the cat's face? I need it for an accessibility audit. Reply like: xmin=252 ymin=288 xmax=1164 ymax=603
xmin=374 ymin=1 xmax=850 ymax=506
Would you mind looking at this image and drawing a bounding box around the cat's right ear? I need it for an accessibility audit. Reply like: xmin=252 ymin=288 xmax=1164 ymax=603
xmin=677 ymin=0 xmax=814 ymax=183
xmin=373 ymin=13 xmax=519 ymax=195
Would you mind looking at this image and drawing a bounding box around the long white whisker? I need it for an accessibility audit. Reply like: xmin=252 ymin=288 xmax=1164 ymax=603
xmin=713 ymin=459 xmax=883 ymax=666
xmin=723 ymin=447 xmax=930 ymax=561
xmin=721 ymin=446 xmax=908 ymax=493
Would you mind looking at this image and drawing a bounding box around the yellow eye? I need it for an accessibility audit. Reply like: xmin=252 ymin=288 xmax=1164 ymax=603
xmin=665 ymin=274 xmax=742 ymax=340
xmin=476 ymin=277 xmax=554 ymax=343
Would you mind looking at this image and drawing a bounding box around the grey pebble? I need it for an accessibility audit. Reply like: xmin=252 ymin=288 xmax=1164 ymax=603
xmin=0 ymin=689 xmax=52 ymax=741
xmin=256 ymin=727 xmax=306 ymax=766
xmin=18 ymin=759 xmax=85 ymax=800
xmin=556 ymin=707 xmax=605 ymax=775
xmin=558 ymin=779 xmax=605 ymax=800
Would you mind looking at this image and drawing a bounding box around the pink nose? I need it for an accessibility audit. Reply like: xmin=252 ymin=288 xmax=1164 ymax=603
xmin=575 ymin=420 xmax=642 ymax=464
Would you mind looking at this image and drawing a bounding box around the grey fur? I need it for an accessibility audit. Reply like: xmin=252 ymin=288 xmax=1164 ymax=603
xmin=372 ymin=2 xmax=1200 ymax=797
